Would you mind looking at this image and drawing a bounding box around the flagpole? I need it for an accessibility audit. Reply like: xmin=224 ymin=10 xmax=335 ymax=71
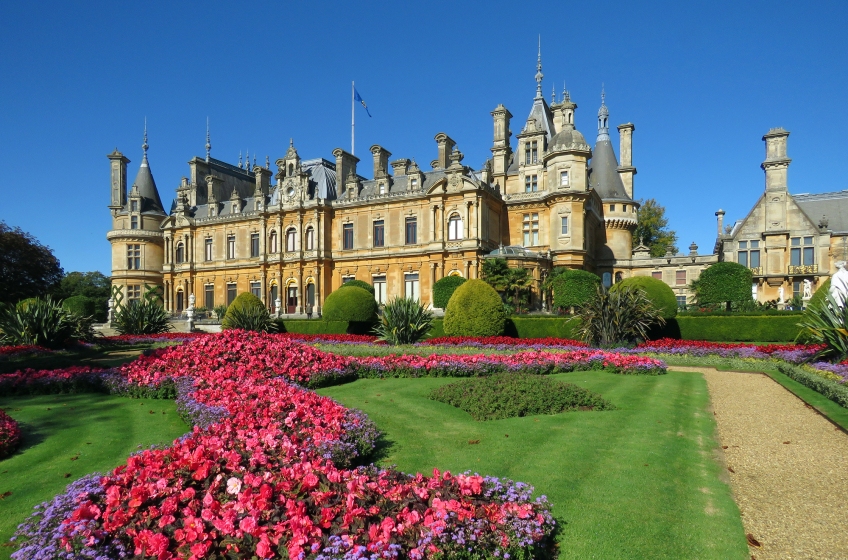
xmin=351 ymin=81 xmax=355 ymax=156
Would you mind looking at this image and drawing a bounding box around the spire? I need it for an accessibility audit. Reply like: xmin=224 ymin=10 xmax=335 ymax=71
xmin=238 ymin=151 xmax=242 ymax=169
xmin=142 ymin=118 xmax=149 ymax=164
xmin=245 ymin=149 xmax=250 ymax=170
xmin=266 ymin=155 xmax=270 ymax=169
xmin=597 ymin=85 xmax=610 ymax=141
xmin=534 ymin=35 xmax=544 ymax=99
xmin=551 ymin=84 xmax=556 ymax=104
xmin=205 ymin=118 xmax=211 ymax=162
xmin=562 ymin=81 xmax=570 ymax=102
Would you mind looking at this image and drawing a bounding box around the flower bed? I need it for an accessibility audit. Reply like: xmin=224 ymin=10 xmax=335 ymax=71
xmin=0 ymin=345 xmax=53 ymax=360
xmin=0 ymin=366 xmax=109 ymax=396
xmin=98 ymin=333 xmax=209 ymax=346
xmin=0 ymin=408 xmax=21 ymax=458
xmin=13 ymin=331 xmax=559 ymax=559
xmin=423 ymin=336 xmax=587 ymax=351
xmin=635 ymin=338 xmax=823 ymax=363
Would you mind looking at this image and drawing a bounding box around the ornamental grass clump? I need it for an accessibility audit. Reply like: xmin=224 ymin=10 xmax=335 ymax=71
xmin=0 ymin=297 xmax=78 ymax=348
xmin=373 ymin=296 xmax=433 ymax=345
xmin=577 ymin=285 xmax=665 ymax=348
xmin=429 ymin=372 xmax=615 ymax=420
xmin=113 ymin=299 xmax=173 ymax=335
xmin=796 ymin=291 xmax=848 ymax=362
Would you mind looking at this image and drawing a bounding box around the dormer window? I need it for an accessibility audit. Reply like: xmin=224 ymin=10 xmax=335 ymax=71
xmin=130 ymin=200 xmax=138 ymax=212
xmin=524 ymin=141 xmax=538 ymax=165
xmin=560 ymin=171 xmax=569 ymax=186
xmin=410 ymin=178 xmax=418 ymax=189
xmin=379 ymin=183 xmax=386 ymax=195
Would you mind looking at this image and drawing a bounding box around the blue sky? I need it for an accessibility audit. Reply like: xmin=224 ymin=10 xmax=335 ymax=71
xmin=1 ymin=0 xmax=846 ymax=274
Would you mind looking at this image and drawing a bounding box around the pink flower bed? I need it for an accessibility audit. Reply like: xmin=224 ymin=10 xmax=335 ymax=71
xmin=424 ymin=336 xmax=587 ymax=350
xmin=0 ymin=345 xmax=52 ymax=359
xmin=0 ymin=366 xmax=108 ymax=396
xmin=0 ymin=408 xmax=21 ymax=458
xmin=635 ymin=338 xmax=823 ymax=363
xmin=38 ymin=331 xmax=558 ymax=559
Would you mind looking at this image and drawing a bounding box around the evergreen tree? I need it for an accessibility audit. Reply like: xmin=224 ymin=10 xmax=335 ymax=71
xmin=633 ymin=199 xmax=678 ymax=257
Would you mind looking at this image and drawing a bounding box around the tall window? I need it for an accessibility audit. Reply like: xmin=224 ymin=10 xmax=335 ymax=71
xmin=130 ymin=200 xmax=138 ymax=212
xmin=524 ymin=174 xmax=538 ymax=193
xmin=404 ymin=273 xmax=420 ymax=301
xmin=410 ymin=178 xmax=418 ymax=189
xmin=738 ymin=240 xmax=760 ymax=269
xmin=448 ymin=214 xmax=463 ymax=240
xmin=790 ymin=236 xmax=815 ymax=267
xmin=560 ymin=216 xmax=568 ymax=236
xmin=269 ymin=231 xmax=278 ymax=254
xmin=676 ymin=270 xmax=687 ymax=286
xmin=405 ymin=217 xmax=417 ymax=245
xmin=227 ymin=235 xmax=235 ymax=259
xmin=305 ymin=226 xmax=314 ymax=250
xmin=373 ymin=220 xmax=385 ymax=248
xmin=205 ymin=238 xmax=213 ymax=261
xmin=175 ymin=242 xmax=184 ymax=264
xmin=127 ymin=285 xmax=141 ymax=302
xmin=676 ymin=296 xmax=687 ymax=310
xmin=250 ymin=233 xmax=260 ymax=257
xmin=204 ymin=284 xmax=214 ymax=309
xmin=652 ymin=271 xmax=663 ymax=280
xmin=373 ymin=275 xmax=387 ymax=305
xmin=524 ymin=141 xmax=538 ymax=164
xmin=343 ymin=223 xmax=353 ymax=249
xmin=226 ymin=283 xmax=237 ymax=305
xmin=523 ymin=213 xmax=539 ymax=246
xmin=286 ymin=228 xmax=296 ymax=252
xmin=130 ymin=216 xmax=138 ymax=229
xmin=560 ymin=171 xmax=569 ymax=186
xmin=127 ymin=244 xmax=141 ymax=269
xmin=250 ymin=281 xmax=261 ymax=299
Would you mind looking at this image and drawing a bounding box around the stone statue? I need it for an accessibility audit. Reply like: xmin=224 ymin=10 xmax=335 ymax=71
xmin=829 ymin=261 xmax=848 ymax=308
xmin=803 ymin=279 xmax=813 ymax=300
xmin=107 ymin=298 xmax=114 ymax=324
xmin=186 ymin=293 xmax=196 ymax=332
xmin=778 ymin=286 xmax=784 ymax=304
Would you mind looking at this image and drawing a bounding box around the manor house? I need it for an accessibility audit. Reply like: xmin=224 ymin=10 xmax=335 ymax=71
xmin=107 ymin=55 xmax=715 ymax=314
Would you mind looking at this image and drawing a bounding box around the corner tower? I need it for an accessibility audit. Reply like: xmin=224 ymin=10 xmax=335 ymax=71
xmin=107 ymin=124 xmax=167 ymax=308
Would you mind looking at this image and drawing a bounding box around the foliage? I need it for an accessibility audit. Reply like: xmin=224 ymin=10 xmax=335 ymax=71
xmin=51 ymin=271 xmax=111 ymax=321
xmin=632 ymin=198 xmax=678 ymax=257
xmin=0 ymin=366 xmax=108 ymax=397
xmin=221 ymin=292 xmax=275 ymax=332
xmin=506 ymin=316 xmax=582 ymax=339
xmin=61 ymin=295 xmax=96 ymax=318
xmin=221 ymin=292 xmax=263 ymax=329
xmin=213 ymin=304 xmax=229 ymax=320
xmin=550 ymin=268 xmax=602 ymax=311
xmin=577 ymin=286 xmax=665 ymax=347
xmin=373 ymin=296 xmax=434 ymax=345
xmin=0 ymin=297 xmax=78 ymax=348
xmin=795 ymin=291 xmax=848 ymax=361
xmin=776 ymin=363 xmax=848 ymax=408
xmin=444 ymin=279 xmax=507 ymax=337
xmin=339 ymin=278 xmax=376 ymax=296
xmin=664 ymin=315 xmax=804 ymax=342
xmin=806 ymin=277 xmax=831 ymax=312
xmin=429 ymin=372 xmax=615 ymax=420
xmin=612 ymin=276 xmax=678 ymax=319
xmin=690 ymin=262 xmax=753 ymax=310
xmin=275 ymin=319 xmax=349 ymax=334
xmin=0 ymin=221 xmax=64 ymax=305
xmin=113 ymin=299 xmax=173 ymax=335
xmin=432 ymin=275 xmax=467 ymax=309
xmin=322 ymin=286 xmax=379 ymax=323
xmin=482 ymin=259 xmax=534 ymax=312
xmin=0 ymin=408 xmax=21 ymax=458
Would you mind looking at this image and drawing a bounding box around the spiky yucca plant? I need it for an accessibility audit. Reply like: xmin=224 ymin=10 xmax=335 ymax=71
xmin=0 ymin=297 xmax=78 ymax=348
xmin=113 ymin=300 xmax=173 ymax=335
xmin=220 ymin=304 xmax=277 ymax=333
xmin=796 ymin=291 xmax=848 ymax=362
xmin=576 ymin=285 xmax=665 ymax=348
xmin=373 ymin=297 xmax=434 ymax=345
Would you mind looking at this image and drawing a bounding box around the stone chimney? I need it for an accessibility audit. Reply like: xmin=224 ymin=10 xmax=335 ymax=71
xmin=762 ymin=128 xmax=791 ymax=192
xmin=370 ymin=145 xmax=392 ymax=179
xmin=390 ymin=158 xmax=409 ymax=177
xmin=617 ymin=123 xmax=636 ymax=199
xmin=332 ymin=148 xmax=360 ymax=195
xmin=434 ymin=132 xmax=456 ymax=169
xmin=715 ymin=209 xmax=725 ymax=236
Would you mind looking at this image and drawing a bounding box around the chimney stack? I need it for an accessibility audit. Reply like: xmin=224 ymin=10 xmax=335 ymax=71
xmin=715 ymin=209 xmax=725 ymax=236
xmin=617 ymin=123 xmax=636 ymax=199
xmin=434 ymin=132 xmax=456 ymax=169
xmin=370 ymin=145 xmax=392 ymax=179
xmin=332 ymin=148 xmax=360 ymax=195
xmin=390 ymin=158 xmax=409 ymax=177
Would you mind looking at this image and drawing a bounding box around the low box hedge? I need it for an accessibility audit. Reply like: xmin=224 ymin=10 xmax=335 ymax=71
xmin=776 ymin=363 xmax=848 ymax=408
xmin=662 ymin=315 xmax=802 ymax=342
xmin=505 ymin=316 xmax=581 ymax=339
xmin=275 ymin=319 xmax=349 ymax=335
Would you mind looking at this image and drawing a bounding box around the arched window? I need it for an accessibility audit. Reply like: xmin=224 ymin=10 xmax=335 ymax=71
xmin=176 ymin=242 xmax=185 ymax=263
xmin=286 ymin=228 xmax=297 ymax=252
xmin=448 ymin=213 xmax=463 ymax=241
xmin=305 ymin=226 xmax=314 ymax=251
xmin=615 ymin=271 xmax=623 ymax=283
xmin=269 ymin=230 xmax=278 ymax=254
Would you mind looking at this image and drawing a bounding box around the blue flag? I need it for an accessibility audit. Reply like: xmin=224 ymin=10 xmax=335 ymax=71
xmin=354 ymin=88 xmax=372 ymax=117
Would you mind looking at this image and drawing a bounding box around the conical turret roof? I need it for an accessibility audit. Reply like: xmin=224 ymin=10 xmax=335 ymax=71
xmin=588 ymin=90 xmax=631 ymax=201
xmin=131 ymin=127 xmax=166 ymax=214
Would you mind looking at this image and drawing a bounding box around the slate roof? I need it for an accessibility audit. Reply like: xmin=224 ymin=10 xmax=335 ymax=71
xmin=588 ymin=138 xmax=630 ymax=201
xmin=131 ymin=154 xmax=166 ymax=214
xmin=794 ymin=190 xmax=848 ymax=233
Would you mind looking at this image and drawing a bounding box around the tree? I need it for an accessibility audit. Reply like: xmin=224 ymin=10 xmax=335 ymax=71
xmin=51 ymin=271 xmax=111 ymax=321
xmin=481 ymin=258 xmax=533 ymax=312
xmin=691 ymin=262 xmax=752 ymax=311
xmin=633 ymin=199 xmax=678 ymax=258
xmin=0 ymin=221 xmax=63 ymax=305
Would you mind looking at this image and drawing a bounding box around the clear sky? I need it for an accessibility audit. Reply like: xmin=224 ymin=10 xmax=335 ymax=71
xmin=1 ymin=0 xmax=846 ymax=275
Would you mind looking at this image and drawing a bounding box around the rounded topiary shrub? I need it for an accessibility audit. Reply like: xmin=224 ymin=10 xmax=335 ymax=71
xmin=221 ymin=292 xmax=265 ymax=329
xmin=322 ymin=286 xmax=378 ymax=323
xmin=432 ymin=276 xmax=467 ymax=309
xmin=62 ymin=295 xmax=96 ymax=318
xmin=339 ymin=279 xmax=375 ymax=296
xmin=550 ymin=269 xmax=601 ymax=310
xmin=693 ymin=261 xmax=752 ymax=309
xmin=443 ymin=279 xmax=506 ymax=337
xmin=612 ymin=276 xmax=678 ymax=319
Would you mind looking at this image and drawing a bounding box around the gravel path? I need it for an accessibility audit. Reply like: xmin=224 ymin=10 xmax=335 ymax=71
xmin=674 ymin=366 xmax=848 ymax=560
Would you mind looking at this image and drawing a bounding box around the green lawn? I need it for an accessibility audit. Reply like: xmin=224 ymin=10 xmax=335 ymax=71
xmin=318 ymin=370 xmax=750 ymax=559
xmin=0 ymin=393 xmax=188 ymax=559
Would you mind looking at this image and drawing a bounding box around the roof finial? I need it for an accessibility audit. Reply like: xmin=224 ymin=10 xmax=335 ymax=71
xmin=597 ymin=84 xmax=610 ymax=141
xmin=253 ymin=154 xmax=257 ymax=168
xmin=534 ymin=35 xmax=544 ymax=99
xmin=142 ymin=117 xmax=149 ymax=161
xmin=562 ymin=81 xmax=570 ymax=102
xmin=289 ymin=138 xmax=293 ymax=147
xmin=551 ymin=84 xmax=556 ymax=104
xmin=238 ymin=151 xmax=243 ymax=169
xmin=245 ymin=149 xmax=250 ymax=170
xmin=205 ymin=118 xmax=211 ymax=162
xmin=266 ymin=155 xmax=270 ymax=169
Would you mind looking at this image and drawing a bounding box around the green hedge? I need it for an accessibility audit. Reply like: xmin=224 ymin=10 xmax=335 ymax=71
xmin=661 ymin=315 xmax=802 ymax=342
xmin=275 ymin=319 xmax=349 ymax=334
xmin=432 ymin=276 xmax=466 ymax=309
xmin=505 ymin=317 xmax=581 ymax=339
xmin=776 ymin=363 xmax=848 ymax=408
xmin=62 ymin=295 xmax=96 ymax=317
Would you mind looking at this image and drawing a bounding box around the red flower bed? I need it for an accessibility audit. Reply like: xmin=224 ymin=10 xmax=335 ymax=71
xmin=0 ymin=345 xmax=52 ymax=359
xmin=0 ymin=366 xmax=108 ymax=396
xmin=0 ymin=408 xmax=21 ymax=458
xmin=58 ymin=331 xmax=557 ymax=559
xmin=276 ymin=333 xmax=379 ymax=344
xmin=424 ymin=336 xmax=587 ymax=348
xmin=636 ymin=338 xmax=820 ymax=354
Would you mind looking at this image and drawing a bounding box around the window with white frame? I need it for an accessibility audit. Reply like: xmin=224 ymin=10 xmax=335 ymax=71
xmin=286 ymin=228 xmax=296 ymax=252
xmin=448 ymin=214 xmax=463 ymax=240
xmin=268 ymin=231 xmax=278 ymax=254
xmin=373 ymin=275 xmax=387 ymax=305
xmin=204 ymin=238 xmax=213 ymax=261
xmin=560 ymin=171 xmax=569 ymax=186
xmin=523 ymin=213 xmax=539 ymax=246
xmin=127 ymin=284 xmax=141 ymax=302
xmin=305 ymin=226 xmax=314 ymax=251
xmin=790 ymin=236 xmax=815 ymax=266
xmin=560 ymin=216 xmax=568 ymax=235
xmin=404 ymin=273 xmax=420 ymax=301
xmin=524 ymin=174 xmax=538 ymax=193
xmin=127 ymin=244 xmax=141 ymax=269
xmin=227 ymin=235 xmax=235 ymax=259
